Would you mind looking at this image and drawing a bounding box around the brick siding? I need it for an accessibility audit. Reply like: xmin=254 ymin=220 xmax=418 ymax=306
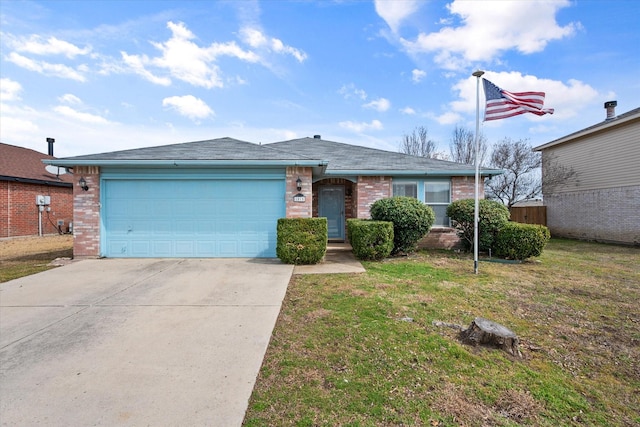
xmin=72 ymin=166 xmax=101 ymax=258
xmin=545 ymin=185 xmax=640 ymax=245
xmin=285 ymin=167 xmax=312 ymax=218
xmin=451 ymin=176 xmax=484 ymax=200
xmin=0 ymin=180 xmax=73 ymax=238
xmin=356 ymin=176 xmax=391 ymax=218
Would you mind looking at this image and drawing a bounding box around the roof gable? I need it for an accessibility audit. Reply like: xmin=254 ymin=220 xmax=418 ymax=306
xmin=535 ymin=107 xmax=640 ymax=151
xmin=0 ymin=143 xmax=73 ymax=185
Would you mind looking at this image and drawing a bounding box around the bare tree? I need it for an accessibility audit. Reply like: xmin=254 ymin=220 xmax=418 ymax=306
xmin=485 ymin=138 xmax=542 ymax=208
xmin=449 ymin=125 xmax=489 ymax=165
xmin=399 ymin=126 xmax=437 ymax=158
xmin=486 ymin=138 xmax=578 ymax=208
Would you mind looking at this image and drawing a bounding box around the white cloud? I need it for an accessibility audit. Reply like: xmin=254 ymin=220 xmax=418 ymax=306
xmin=58 ymin=94 xmax=82 ymax=105
xmin=0 ymin=116 xmax=39 ymax=136
xmin=120 ymin=21 xmax=263 ymax=89
xmin=400 ymin=107 xmax=416 ymax=115
xmin=363 ymin=97 xmax=391 ymax=112
xmin=121 ymin=52 xmax=172 ymax=86
xmin=339 ymin=119 xmax=383 ymax=133
xmin=433 ymin=111 xmax=462 ymax=125
xmin=400 ymin=0 xmax=578 ymax=70
xmin=412 ymin=69 xmax=426 ymax=83
xmin=53 ymin=105 xmax=110 ymax=124
xmin=162 ymin=95 xmax=215 ymax=121
xmin=374 ymin=0 xmax=421 ymax=33
xmin=7 ymin=35 xmax=91 ymax=58
xmin=338 ymin=83 xmax=367 ymax=100
xmin=240 ymin=27 xmax=307 ymax=62
xmin=6 ymin=52 xmax=87 ymax=82
xmin=0 ymin=78 xmax=22 ymax=101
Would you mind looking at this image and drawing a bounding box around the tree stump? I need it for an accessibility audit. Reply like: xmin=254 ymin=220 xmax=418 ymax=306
xmin=459 ymin=317 xmax=522 ymax=357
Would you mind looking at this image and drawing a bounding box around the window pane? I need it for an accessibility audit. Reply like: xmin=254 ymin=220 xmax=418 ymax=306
xmin=425 ymin=182 xmax=450 ymax=203
xmin=431 ymin=205 xmax=450 ymax=227
xmin=393 ymin=183 xmax=417 ymax=198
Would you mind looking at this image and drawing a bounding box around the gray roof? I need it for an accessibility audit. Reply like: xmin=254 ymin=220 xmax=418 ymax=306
xmin=47 ymin=136 xmax=501 ymax=177
xmin=266 ymin=137 xmax=499 ymax=175
xmin=59 ymin=137 xmax=314 ymax=162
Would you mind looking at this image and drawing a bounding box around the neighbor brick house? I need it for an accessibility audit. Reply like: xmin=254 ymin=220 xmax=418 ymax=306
xmin=1 ymin=142 xmax=74 ymax=238
xmin=534 ymin=103 xmax=640 ymax=245
xmin=45 ymin=136 xmax=500 ymax=258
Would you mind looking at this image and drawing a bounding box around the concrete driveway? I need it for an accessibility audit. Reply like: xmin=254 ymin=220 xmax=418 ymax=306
xmin=0 ymin=258 xmax=293 ymax=426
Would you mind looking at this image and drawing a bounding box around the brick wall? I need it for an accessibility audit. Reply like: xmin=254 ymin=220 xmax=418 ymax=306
xmin=285 ymin=166 xmax=312 ymax=218
xmin=418 ymin=228 xmax=464 ymax=250
xmin=73 ymin=166 xmax=101 ymax=257
xmin=356 ymin=176 xmax=391 ymax=218
xmin=0 ymin=180 xmax=73 ymax=238
xmin=546 ymin=185 xmax=640 ymax=245
xmin=451 ymin=176 xmax=484 ymax=200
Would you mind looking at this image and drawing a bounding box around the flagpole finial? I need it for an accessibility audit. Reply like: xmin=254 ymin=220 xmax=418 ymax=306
xmin=472 ymin=70 xmax=485 ymax=77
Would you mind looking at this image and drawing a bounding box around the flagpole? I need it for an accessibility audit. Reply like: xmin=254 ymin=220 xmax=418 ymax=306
xmin=472 ymin=70 xmax=484 ymax=274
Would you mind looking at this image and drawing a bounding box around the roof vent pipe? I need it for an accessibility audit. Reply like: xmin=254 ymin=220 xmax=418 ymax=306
xmin=46 ymin=137 xmax=55 ymax=156
xmin=313 ymin=135 xmax=321 ymax=139
xmin=604 ymin=101 xmax=617 ymax=120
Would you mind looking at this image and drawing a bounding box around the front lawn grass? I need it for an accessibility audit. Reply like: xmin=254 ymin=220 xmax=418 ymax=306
xmin=244 ymin=239 xmax=639 ymax=426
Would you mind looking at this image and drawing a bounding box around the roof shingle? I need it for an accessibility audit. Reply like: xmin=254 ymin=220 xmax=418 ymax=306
xmin=0 ymin=143 xmax=74 ymax=185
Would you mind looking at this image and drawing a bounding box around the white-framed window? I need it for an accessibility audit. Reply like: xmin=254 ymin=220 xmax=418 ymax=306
xmin=425 ymin=180 xmax=451 ymax=227
xmin=392 ymin=181 xmax=418 ymax=198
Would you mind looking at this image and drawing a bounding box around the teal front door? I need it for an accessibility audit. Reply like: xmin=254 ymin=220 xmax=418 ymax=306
xmin=319 ymin=186 xmax=345 ymax=240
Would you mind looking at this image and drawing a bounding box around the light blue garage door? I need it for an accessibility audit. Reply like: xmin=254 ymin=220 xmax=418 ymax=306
xmin=101 ymin=170 xmax=285 ymax=258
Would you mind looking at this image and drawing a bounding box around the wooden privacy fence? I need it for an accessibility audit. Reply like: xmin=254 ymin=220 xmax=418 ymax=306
xmin=509 ymin=206 xmax=547 ymax=226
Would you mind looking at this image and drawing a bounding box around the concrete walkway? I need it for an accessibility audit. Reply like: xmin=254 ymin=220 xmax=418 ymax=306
xmin=0 ymin=258 xmax=292 ymax=427
xmin=293 ymin=243 xmax=366 ymax=274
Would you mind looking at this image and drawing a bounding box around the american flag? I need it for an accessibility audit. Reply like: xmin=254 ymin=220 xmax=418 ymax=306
xmin=482 ymin=78 xmax=554 ymax=121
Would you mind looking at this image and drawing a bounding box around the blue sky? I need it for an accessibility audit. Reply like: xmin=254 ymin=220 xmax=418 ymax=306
xmin=1 ymin=0 xmax=639 ymax=158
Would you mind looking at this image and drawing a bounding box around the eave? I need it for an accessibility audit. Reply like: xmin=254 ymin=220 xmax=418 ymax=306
xmin=323 ymin=168 xmax=503 ymax=177
xmin=43 ymin=159 xmax=327 ymax=168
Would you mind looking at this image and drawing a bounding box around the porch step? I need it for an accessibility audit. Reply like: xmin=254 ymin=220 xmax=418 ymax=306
xmin=327 ymin=242 xmax=353 ymax=252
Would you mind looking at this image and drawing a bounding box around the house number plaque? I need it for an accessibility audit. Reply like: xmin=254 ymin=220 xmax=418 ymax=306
xmin=293 ymin=193 xmax=306 ymax=203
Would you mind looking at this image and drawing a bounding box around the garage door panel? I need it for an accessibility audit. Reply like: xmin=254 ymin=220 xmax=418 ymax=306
xmin=103 ymin=174 xmax=284 ymax=257
xmin=152 ymin=241 xmax=172 ymax=256
xmin=131 ymin=241 xmax=151 ymax=256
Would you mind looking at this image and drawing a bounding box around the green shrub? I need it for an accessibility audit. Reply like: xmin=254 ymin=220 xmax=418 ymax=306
xmin=276 ymin=218 xmax=327 ymax=264
xmin=370 ymin=197 xmax=435 ymax=255
xmin=494 ymin=222 xmax=551 ymax=260
xmin=446 ymin=199 xmax=510 ymax=252
xmin=347 ymin=219 xmax=394 ymax=261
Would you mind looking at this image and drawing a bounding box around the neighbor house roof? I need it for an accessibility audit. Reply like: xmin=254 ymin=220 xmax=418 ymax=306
xmin=45 ymin=136 xmax=502 ymax=177
xmin=534 ymin=107 xmax=640 ymax=151
xmin=0 ymin=142 xmax=74 ymax=186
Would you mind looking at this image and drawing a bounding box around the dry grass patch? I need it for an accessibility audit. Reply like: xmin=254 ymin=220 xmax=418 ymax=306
xmin=0 ymin=235 xmax=73 ymax=282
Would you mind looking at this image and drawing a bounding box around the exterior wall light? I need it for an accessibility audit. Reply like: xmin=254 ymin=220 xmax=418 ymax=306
xmin=296 ymin=176 xmax=302 ymax=191
xmin=79 ymin=177 xmax=89 ymax=191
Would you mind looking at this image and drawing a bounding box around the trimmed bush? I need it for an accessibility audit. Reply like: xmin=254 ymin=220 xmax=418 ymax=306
xmin=347 ymin=219 xmax=394 ymax=261
xmin=370 ymin=197 xmax=435 ymax=255
xmin=446 ymin=199 xmax=510 ymax=252
xmin=276 ymin=218 xmax=327 ymax=265
xmin=494 ymin=222 xmax=550 ymax=260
